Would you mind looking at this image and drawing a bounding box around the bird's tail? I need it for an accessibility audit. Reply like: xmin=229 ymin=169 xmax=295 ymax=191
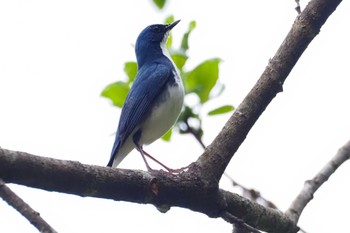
xmin=107 ymin=139 xmax=120 ymax=167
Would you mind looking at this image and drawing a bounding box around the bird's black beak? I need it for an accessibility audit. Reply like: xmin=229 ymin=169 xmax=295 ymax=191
xmin=165 ymin=20 xmax=180 ymax=31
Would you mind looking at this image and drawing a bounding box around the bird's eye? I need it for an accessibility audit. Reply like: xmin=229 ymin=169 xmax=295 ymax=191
xmin=152 ymin=25 xmax=161 ymax=32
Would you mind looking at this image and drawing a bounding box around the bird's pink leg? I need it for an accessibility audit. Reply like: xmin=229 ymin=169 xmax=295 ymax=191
xmin=142 ymin=149 xmax=189 ymax=173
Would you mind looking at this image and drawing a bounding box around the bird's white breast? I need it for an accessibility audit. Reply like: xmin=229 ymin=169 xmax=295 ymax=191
xmin=140 ymin=71 xmax=184 ymax=145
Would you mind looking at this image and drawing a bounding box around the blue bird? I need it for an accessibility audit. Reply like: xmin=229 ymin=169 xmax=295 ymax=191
xmin=107 ymin=20 xmax=185 ymax=172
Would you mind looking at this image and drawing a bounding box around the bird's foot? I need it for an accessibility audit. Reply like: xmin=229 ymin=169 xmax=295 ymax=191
xmin=164 ymin=165 xmax=190 ymax=174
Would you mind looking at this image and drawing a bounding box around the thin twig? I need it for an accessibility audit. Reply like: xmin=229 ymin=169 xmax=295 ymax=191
xmin=224 ymin=173 xmax=277 ymax=209
xmin=285 ymin=140 xmax=350 ymax=223
xmin=183 ymin=119 xmax=206 ymax=149
xmin=0 ymin=179 xmax=57 ymax=233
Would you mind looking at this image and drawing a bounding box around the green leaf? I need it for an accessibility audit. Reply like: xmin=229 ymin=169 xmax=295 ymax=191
xmin=171 ymin=52 xmax=188 ymax=70
xmin=101 ymin=81 xmax=129 ymax=107
xmin=161 ymin=129 xmax=172 ymax=141
xmin=208 ymin=105 xmax=235 ymax=116
xmin=180 ymin=21 xmax=196 ymax=52
xmin=184 ymin=58 xmax=221 ymax=103
xmin=124 ymin=61 xmax=137 ymax=84
xmin=152 ymin=0 xmax=166 ymax=9
xmin=164 ymin=15 xmax=174 ymax=24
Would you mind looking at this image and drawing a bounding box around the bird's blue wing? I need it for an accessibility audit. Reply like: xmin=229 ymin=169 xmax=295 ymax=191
xmin=118 ymin=63 xmax=172 ymax=141
xmin=107 ymin=63 xmax=172 ymax=166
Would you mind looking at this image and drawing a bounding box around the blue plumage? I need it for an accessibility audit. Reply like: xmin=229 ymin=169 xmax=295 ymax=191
xmin=107 ymin=20 xmax=184 ymax=172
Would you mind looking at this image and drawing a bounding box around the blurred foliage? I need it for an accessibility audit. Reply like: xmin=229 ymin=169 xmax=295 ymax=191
xmin=208 ymin=105 xmax=235 ymax=116
xmin=101 ymin=15 xmax=234 ymax=144
xmin=183 ymin=58 xmax=221 ymax=103
xmin=152 ymin=0 xmax=166 ymax=9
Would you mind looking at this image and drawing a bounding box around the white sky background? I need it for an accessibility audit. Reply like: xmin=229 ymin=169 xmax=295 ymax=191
xmin=0 ymin=0 xmax=349 ymax=232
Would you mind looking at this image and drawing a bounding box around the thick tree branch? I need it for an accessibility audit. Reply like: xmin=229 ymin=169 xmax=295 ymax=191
xmin=196 ymin=0 xmax=342 ymax=183
xmin=0 ymin=179 xmax=57 ymax=233
xmin=285 ymin=140 xmax=350 ymax=223
xmin=0 ymin=148 xmax=298 ymax=233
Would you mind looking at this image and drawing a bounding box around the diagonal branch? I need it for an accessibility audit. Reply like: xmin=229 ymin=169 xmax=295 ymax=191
xmin=0 ymin=179 xmax=57 ymax=233
xmin=196 ymin=0 xmax=343 ymax=183
xmin=285 ymin=140 xmax=350 ymax=223
xmin=0 ymin=148 xmax=298 ymax=233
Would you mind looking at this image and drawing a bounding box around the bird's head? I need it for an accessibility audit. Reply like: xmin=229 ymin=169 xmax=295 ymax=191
xmin=135 ymin=20 xmax=180 ymax=66
xmin=137 ymin=20 xmax=180 ymax=45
